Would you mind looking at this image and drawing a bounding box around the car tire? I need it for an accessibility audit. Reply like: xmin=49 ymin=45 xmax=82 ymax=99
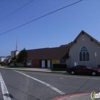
xmin=71 ymin=70 xmax=75 ymax=75
xmin=91 ymin=72 xmax=96 ymax=76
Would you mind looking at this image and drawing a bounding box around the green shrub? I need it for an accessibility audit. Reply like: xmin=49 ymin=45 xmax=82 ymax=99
xmin=0 ymin=62 xmax=5 ymax=66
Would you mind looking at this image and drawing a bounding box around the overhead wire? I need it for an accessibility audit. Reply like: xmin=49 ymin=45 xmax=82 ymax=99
xmin=0 ymin=0 xmax=82 ymax=36
xmin=26 ymin=0 xmax=70 ymax=21
xmin=0 ymin=0 xmax=35 ymax=23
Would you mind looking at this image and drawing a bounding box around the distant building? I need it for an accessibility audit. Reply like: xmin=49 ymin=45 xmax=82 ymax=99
xmin=3 ymin=56 xmax=11 ymax=64
xmin=0 ymin=56 xmax=7 ymax=62
xmin=11 ymin=50 xmax=19 ymax=58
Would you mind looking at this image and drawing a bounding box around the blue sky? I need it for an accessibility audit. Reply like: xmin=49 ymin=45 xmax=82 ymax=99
xmin=0 ymin=0 xmax=100 ymax=56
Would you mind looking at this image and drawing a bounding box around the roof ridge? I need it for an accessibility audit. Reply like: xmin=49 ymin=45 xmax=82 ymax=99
xmin=83 ymin=30 xmax=100 ymax=44
xmin=74 ymin=30 xmax=100 ymax=46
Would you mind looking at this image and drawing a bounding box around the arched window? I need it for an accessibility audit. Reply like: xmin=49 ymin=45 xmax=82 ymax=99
xmin=83 ymin=52 xmax=85 ymax=61
xmin=79 ymin=46 xmax=89 ymax=61
xmin=79 ymin=52 xmax=82 ymax=61
xmin=86 ymin=52 xmax=89 ymax=61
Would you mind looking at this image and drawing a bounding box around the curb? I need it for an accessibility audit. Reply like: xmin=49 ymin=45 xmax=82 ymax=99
xmin=52 ymin=92 xmax=90 ymax=100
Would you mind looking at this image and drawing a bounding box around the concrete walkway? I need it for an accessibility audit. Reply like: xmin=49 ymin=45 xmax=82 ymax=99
xmin=0 ymin=66 xmax=52 ymax=72
xmin=0 ymin=66 xmax=93 ymax=100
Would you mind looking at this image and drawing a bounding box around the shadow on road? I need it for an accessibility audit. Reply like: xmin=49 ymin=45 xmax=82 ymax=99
xmin=7 ymin=84 xmax=40 ymax=100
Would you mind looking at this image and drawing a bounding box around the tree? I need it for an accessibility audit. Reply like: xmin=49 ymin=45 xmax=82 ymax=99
xmin=17 ymin=48 xmax=27 ymax=65
xmin=9 ymin=56 xmax=18 ymax=66
xmin=11 ymin=56 xmax=18 ymax=63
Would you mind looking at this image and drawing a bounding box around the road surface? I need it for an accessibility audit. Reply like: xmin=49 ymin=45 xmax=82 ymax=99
xmin=0 ymin=68 xmax=100 ymax=100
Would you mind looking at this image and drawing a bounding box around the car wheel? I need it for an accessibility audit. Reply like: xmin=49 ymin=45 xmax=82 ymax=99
xmin=91 ymin=72 xmax=96 ymax=76
xmin=71 ymin=71 xmax=75 ymax=75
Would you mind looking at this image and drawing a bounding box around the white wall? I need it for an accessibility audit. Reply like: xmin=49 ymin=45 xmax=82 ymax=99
xmin=0 ymin=58 xmax=6 ymax=62
xmin=47 ymin=60 xmax=51 ymax=68
xmin=42 ymin=60 xmax=45 ymax=68
xmin=11 ymin=51 xmax=15 ymax=58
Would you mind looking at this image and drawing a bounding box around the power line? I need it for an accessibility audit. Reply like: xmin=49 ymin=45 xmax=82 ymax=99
xmin=0 ymin=0 xmax=82 ymax=36
xmin=0 ymin=0 xmax=35 ymax=23
xmin=27 ymin=0 xmax=70 ymax=21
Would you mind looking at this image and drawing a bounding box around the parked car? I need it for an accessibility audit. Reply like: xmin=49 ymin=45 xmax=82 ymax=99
xmin=9 ymin=63 xmax=15 ymax=67
xmin=66 ymin=65 xmax=100 ymax=76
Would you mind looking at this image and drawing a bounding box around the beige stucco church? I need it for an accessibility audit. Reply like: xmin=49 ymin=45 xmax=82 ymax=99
xmin=67 ymin=30 xmax=100 ymax=68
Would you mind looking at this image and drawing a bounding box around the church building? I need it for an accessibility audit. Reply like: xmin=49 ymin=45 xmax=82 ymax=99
xmin=67 ymin=30 xmax=100 ymax=68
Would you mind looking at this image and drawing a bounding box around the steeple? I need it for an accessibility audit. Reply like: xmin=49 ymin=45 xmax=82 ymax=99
xmin=16 ymin=39 xmax=18 ymax=51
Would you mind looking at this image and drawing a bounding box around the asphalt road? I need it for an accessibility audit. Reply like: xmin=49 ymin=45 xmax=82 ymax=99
xmin=0 ymin=68 xmax=100 ymax=100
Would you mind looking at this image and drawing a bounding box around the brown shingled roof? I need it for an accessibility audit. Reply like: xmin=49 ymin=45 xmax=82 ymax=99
xmin=27 ymin=43 xmax=73 ymax=60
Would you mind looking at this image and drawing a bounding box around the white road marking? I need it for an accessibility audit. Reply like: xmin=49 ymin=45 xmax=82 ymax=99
xmin=0 ymin=73 xmax=11 ymax=100
xmin=15 ymin=70 xmax=65 ymax=95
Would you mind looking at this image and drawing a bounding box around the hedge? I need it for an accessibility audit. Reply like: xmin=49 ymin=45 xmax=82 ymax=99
xmin=51 ymin=64 xmax=67 ymax=71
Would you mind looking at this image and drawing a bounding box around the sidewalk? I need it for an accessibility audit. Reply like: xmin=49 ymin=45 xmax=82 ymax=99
xmin=0 ymin=66 xmax=66 ymax=74
xmin=0 ymin=66 xmax=51 ymax=72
